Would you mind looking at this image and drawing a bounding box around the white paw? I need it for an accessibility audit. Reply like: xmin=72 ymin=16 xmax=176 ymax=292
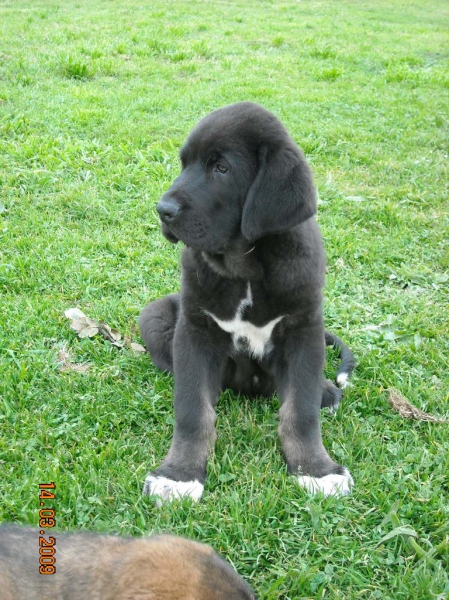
xmin=143 ymin=475 xmax=204 ymax=504
xmin=336 ymin=372 xmax=349 ymax=389
xmin=297 ymin=468 xmax=353 ymax=497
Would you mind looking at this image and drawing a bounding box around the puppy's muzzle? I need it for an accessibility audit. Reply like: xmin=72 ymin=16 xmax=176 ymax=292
xmin=157 ymin=195 xmax=181 ymax=225
xmin=157 ymin=194 xmax=181 ymax=243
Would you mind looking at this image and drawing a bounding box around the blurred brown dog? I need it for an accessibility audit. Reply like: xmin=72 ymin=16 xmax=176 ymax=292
xmin=0 ymin=525 xmax=256 ymax=599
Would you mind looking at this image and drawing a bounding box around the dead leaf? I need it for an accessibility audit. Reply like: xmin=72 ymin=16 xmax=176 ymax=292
xmin=388 ymin=388 xmax=448 ymax=423
xmin=65 ymin=307 xmax=144 ymax=352
xmin=57 ymin=346 xmax=90 ymax=374
xmin=57 ymin=347 xmax=71 ymax=364
xmin=60 ymin=362 xmax=90 ymax=374
xmin=64 ymin=308 xmax=87 ymax=320
xmin=123 ymin=333 xmax=145 ymax=353
xmin=130 ymin=342 xmax=146 ymax=354
xmin=97 ymin=323 xmax=123 ymax=347
xmin=78 ymin=326 xmax=99 ymax=338
xmin=70 ymin=318 xmax=99 ymax=338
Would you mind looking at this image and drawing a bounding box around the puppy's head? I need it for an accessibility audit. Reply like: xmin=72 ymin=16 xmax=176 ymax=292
xmin=157 ymin=102 xmax=317 ymax=251
xmin=117 ymin=535 xmax=257 ymax=600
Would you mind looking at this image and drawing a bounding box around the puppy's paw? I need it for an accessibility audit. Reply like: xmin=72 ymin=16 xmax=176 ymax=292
xmin=297 ymin=468 xmax=353 ymax=497
xmin=143 ymin=475 xmax=204 ymax=504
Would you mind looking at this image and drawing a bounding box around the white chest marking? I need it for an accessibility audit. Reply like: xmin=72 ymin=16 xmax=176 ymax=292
xmin=205 ymin=283 xmax=284 ymax=359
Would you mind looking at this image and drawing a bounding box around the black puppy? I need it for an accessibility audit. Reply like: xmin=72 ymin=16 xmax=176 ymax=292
xmin=140 ymin=102 xmax=355 ymax=501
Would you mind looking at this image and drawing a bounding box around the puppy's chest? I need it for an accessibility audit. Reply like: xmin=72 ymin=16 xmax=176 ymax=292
xmin=204 ymin=283 xmax=284 ymax=358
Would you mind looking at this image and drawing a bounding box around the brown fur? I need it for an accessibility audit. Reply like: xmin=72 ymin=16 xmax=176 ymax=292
xmin=0 ymin=525 xmax=256 ymax=600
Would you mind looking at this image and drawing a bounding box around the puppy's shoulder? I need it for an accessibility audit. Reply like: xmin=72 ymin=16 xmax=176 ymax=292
xmin=260 ymin=220 xmax=325 ymax=273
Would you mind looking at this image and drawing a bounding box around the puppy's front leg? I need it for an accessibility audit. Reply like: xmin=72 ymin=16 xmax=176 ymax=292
xmin=276 ymin=323 xmax=353 ymax=497
xmin=143 ymin=316 xmax=228 ymax=502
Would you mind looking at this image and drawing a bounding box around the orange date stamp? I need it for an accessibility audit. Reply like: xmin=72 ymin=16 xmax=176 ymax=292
xmin=38 ymin=482 xmax=56 ymax=575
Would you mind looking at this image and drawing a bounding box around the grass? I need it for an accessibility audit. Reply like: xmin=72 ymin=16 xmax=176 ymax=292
xmin=0 ymin=0 xmax=448 ymax=597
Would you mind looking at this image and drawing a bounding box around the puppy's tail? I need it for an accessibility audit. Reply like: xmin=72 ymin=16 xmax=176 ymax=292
xmin=325 ymin=331 xmax=355 ymax=389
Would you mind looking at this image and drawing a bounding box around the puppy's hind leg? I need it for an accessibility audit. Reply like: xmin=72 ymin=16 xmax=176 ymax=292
xmin=139 ymin=294 xmax=180 ymax=373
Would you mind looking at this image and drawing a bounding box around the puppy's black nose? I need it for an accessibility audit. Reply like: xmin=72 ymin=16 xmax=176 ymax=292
xmin=157 ymin=197 xmax=180 ymax=224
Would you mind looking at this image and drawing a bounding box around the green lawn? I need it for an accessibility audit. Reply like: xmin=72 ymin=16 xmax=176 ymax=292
xmin=1 ymin=0 xmax=448 ymax=597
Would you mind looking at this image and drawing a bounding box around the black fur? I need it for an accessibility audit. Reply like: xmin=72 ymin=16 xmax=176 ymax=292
xmin=140 ymin=102 xmax=354 ymax=493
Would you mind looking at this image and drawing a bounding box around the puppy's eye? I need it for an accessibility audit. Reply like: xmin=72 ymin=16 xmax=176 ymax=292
xmin=215 ymin=163 xmax=228 ymax=174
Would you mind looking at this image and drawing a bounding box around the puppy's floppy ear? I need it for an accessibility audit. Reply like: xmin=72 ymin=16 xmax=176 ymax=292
xmin=241 ymin=144 xmax=317 ymax=242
